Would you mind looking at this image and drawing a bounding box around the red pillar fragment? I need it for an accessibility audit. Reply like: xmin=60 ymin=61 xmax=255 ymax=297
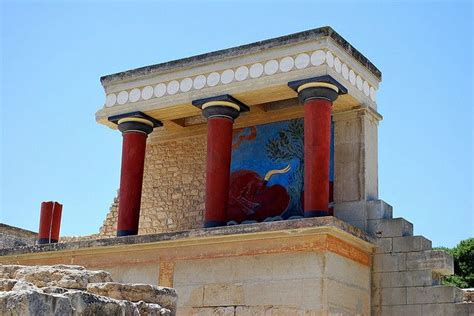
xmin=38 ymin=201 xmax=62 ymax=244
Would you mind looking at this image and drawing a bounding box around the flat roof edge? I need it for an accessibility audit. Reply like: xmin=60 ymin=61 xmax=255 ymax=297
xmin=100 ymin=26 xmax=382 ymax=86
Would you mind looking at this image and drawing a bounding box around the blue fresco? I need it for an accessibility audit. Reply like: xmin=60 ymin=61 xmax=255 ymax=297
xmin=229 ymin=118 xmax=334 ymax=221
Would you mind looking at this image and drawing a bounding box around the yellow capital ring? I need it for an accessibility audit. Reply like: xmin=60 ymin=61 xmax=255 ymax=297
xmin=117 ymin=117 xmax=154 ymax=127
xmin=201 ymin=101 xmax=240 ymax=111
xmin=297 ymin=82 xmax=339 ymax=93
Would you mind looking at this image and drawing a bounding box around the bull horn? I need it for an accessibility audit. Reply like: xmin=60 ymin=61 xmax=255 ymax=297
xmin=264 ymin=164 xmax=291 ymax=182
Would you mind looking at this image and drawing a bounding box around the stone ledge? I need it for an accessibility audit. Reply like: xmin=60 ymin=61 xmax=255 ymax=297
xmin=0 ymin=217 xmax=374 ymax=258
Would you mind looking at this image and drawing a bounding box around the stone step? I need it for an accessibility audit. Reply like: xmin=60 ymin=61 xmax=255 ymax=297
xmin=334 ymin=200 xmax=393 ymax=231
xmin=376 ymin=302 xmax=473 ymax=316
xmin=392 ymin=235 xmax=432 ymax=253
xmin=456 ymin=302 xmax=474 ymax=316
xmin=373 ymin=253 xmax=407 ymax=273
xmin=407 ymin=286 xmax=464 ymax=305
xmin=368 ymin=218 xmax=413 ymax=238
xmin=367 ymin=200 xmax=393 ymax=220
xmin=372 ymin=270 xmax=436 ymax=288
xmin=406 ymin=250 xmax=454 ymax=275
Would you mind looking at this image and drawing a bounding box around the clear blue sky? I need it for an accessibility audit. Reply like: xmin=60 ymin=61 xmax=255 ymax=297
xmin=1 ymin=1 xmax=472 ymax=247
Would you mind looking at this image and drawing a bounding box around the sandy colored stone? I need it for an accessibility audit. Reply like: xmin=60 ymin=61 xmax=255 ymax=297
xmin=0 ymin=264 xmax=112 ymax=290
xmin=87 ymin=282 xmax=177 ymax=315
xmin=98 ymin=135 xmax=207 ymax=238
xmin=0 ymin=278 xmax=17 ymax=291
xmin=0 ymin=264 xmax=174 ymax=315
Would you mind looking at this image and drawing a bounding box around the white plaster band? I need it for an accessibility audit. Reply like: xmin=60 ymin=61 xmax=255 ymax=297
xmin=201 ymin=101 xmax=241 ymax=111
xmin=118 ymin=117 xmax=154 ymax=127
xmin=297 ymin=82 xmax=339 ymax=93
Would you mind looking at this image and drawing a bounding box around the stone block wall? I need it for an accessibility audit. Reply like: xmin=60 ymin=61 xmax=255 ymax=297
xmin=175 ymin=251 xmax=371 ymax=315
xmin=346 ymin=201 xmax=472 ymax=315
xmin=99 ymin=134 xmax=207 ymax=237
xmin=0 ymin=223 xmax=37 ymax=249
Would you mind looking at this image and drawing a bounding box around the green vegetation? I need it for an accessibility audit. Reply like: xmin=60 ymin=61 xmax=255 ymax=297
xmin=435 ymin=238 xmax=474 ymax=288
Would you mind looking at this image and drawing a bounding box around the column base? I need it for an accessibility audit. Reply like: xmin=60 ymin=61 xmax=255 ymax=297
xmin=37 ymin=238 xmax=58 ymax=244
xmin=117 ymin=229 xmax=139 ymax=237
xmin=304 ymin=210 xmax=330 ymax=218
xmin=204 ymin=220 xmax=227 ymax=228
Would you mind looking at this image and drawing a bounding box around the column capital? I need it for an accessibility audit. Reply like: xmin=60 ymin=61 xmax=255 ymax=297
xmin=108 ymin=111 xmax=162 ymax=135
xmin=192 ymin=94 xmax=249 ymax=121
xmin=288 ymin=75 xmax=347 ymax=103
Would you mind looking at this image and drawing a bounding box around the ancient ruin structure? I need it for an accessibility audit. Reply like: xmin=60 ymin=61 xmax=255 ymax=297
xmin=1 ymin=27 xmax=473 ymax=315
xmin=0 ymin=264 xmax=176 ymax=315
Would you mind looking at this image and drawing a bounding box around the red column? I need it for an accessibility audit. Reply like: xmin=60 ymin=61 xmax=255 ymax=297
xmin=115 ymin=117 xmax=155 ymax=237
xmin=117 ymin=131 xmax=148 ymax=236
xmin=304 ymin=98 xmax=333 ymax=217
xmin=38 ymin=201 xmax=62 ymax=244
xmin=204 ymin=117 xmax=234 ymax=227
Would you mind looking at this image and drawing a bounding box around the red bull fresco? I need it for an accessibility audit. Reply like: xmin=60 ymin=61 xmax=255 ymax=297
xmin=228 ymin=118 xmax=334 ymax=223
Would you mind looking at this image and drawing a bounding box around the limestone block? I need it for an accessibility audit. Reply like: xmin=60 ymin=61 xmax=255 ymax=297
xmin=374 ymin=237 xmax=392 ymax=254
xmin=421 ymin=303 xmax=459 ymax=316
xmin=102 ymin=262 xmax=159 ymax=285
xmin=405 ymin=250 xmax=454 ymax=275
xmin=377 ymin=287 xmax=406 ymax=306
xmin=455 ymin=302 xmax=474 ymax=315
xmin=235 ymin=306 xmax=312 ymax=316
xmin=174 ymin=253 xmax=324 ymax=286
xmin=242 ymin=279 xmax=324 ymax=309
xmin=366 ymin=200 xmax=393 ymax=220
xmin=235 ymin=305 xmax=270 ymax=316
xmin=372 ymin=270 xmax=433 ymax=288
xmin=333 ymin=107 xmax=380 ymax=203
xmin=86 ymin=282 xmax=177 ymax=314
xmin=334 ymin=201 xmax=368 ymax=223
xmin=0 ymin=289 xmax=73 ymax=315
xmin=202 ymin=283 xmax=244 ymax=306
xmin=327 ymin=279 xmax=370 ymax=314
xmin=367 ymin=218 xmax=413 ymax=237
xmin=325 ymin=252 xmax=370 ymax=290
xmin=386 ymin=304 xmax=422 ymax=316
xmin=392 ymin=235 xmax=432 ymax=253
xmin=0 ymin=264 xmax=112 ymax=290
xmin=175 ymin=284 xmax=204 ymax=307
xmin=135 ymin=301 xmax=173 ymax=316
xmin=190 ymin=307 xmax=235 ymax=316
xmin=406 ymin=285 xmax=464 ymax=304
xmin=0 ymin=278 xmax=17 ymax=291
xmin=373 ymin=253 xmax=406 ymax=272
xmin=63 ymin=290 xmax=140 ymax=315
xmin=335 ymin=200 xmax=393 ymax=226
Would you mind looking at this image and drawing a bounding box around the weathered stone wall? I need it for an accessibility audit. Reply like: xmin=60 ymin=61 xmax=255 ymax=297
xmin=99 ymin=134 xmax=207 ymax=237
xmin=0 ymin=224 xmax=37 ymax=249
xmin=0 ymin=264 xmax=177 ymax=315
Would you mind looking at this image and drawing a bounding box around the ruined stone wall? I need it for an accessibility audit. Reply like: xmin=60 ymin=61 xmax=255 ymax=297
xmin=99 ymin=134 xmax=207 ymax=237
xmin=0 ymin=224 xmax=37 ymax=249
xmin=0 ymin=264 xmax=177 ymax=315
